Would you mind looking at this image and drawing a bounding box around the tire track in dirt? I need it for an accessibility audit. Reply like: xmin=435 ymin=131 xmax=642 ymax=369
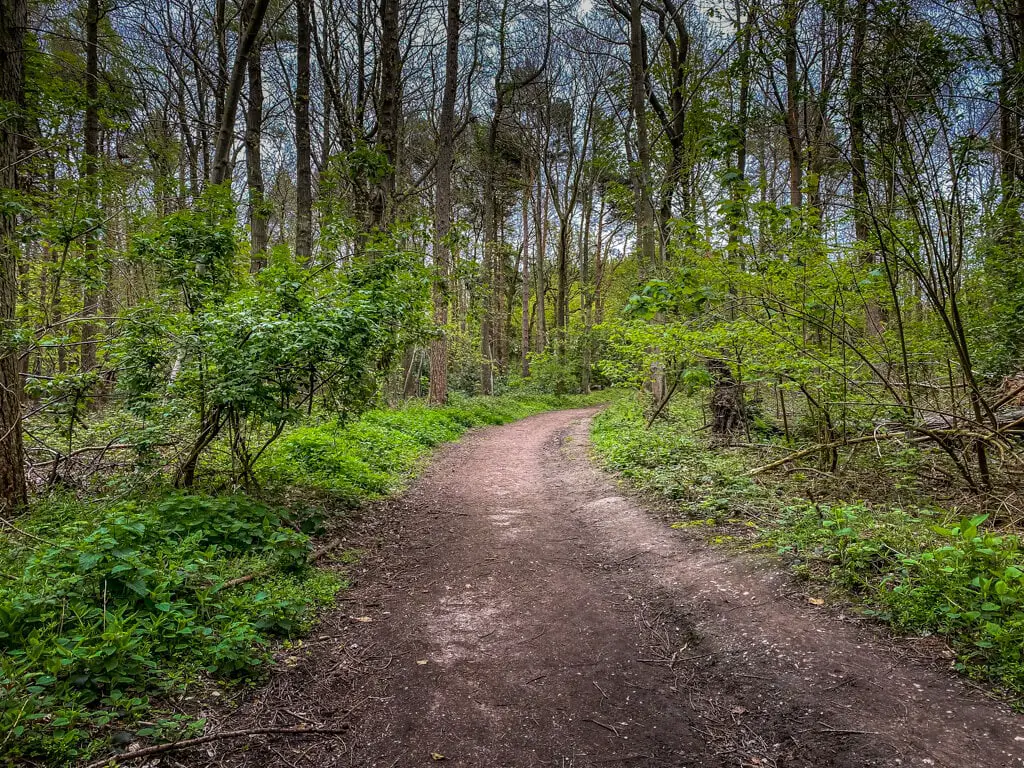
xmin=210 ymin=408 xmax=1024 ymax=768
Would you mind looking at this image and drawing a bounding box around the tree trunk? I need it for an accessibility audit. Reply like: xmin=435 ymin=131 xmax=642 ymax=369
xmin=783 ymin=0 xmax=803 ymax=209
xmin=534 ymin=178 xmax=547 ymax=352
xmin=555 ymin=218 xmax=569 ymax=352
xmin=211 ymin=0 xmax=272 ymax=186
xmin=214 ymin=0 xmax=227 ymax=129
xmin=521 ymin=178 xmax=531 ymax=378
xmin=479 ymin=0 xmax=510 ymax=395
xmin=80 ymin=0 xmax=101 ymax=374
xmin=429 ymin=0 xmax=459 ymax=405
xmin=244 ymin=7 xmax=268 ymax=271
xmin=0 ymin=0 xmax=28 ymax=509
xmin=480 ymin=119 xmax=500 ymax=394
xmin=370 ymin=0 xmax=401 ymax=231
xmin=726 ymin=0 xmax=752 ymax=267
xmin=295 ymin=0 xmax=313 ymax=262
xmin=709 ymin=358 xmax=747 ymax=437
xmin=629 ymin=0 xmax=657 ymax=271
xmin=580 ymin=186 xmax=593 ymax=393
xmin=850 ymin=0 xmax=882 ymax=335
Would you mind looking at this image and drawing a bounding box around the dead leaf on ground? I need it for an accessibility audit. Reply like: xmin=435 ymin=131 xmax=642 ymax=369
xmin=807 ymin=597 xmax=824 ymax=606
xmin=430 ymin=752 xmax=447 ymax=761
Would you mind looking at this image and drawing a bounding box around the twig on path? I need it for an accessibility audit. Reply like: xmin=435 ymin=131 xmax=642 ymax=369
xmin=812 ymin=722 xmax=882 ymax=736
xmin=820 ymin=677 xmax=856 ymax=692
xmin=593 ymin=755 xmax=652 ymax=763
xmin=582 ymin=718 xmax=621 ymax=737
xmin=612 ymin=551 xmax=646 ymax=567
xmin=82 ymin=725 xmax=350 ymax=768
xmin=735 ymin=672 xmax=773 ymax=681
xmin=520 ymin=628 xmax=548 ymax=645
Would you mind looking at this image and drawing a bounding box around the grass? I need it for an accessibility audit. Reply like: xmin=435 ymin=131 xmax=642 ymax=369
xmin=590 ymin=393 xmax=1024 ymax=700
xmin=0 ymin=390 xmax=611 ymax=766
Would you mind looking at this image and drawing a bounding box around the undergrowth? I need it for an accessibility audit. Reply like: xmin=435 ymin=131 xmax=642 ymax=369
xmin=590 ymin=396 xmax=759 ymax=516
xmin=1 ymin=391 xmax=609 ymax=765
xmin=0 ymin=494 xmax=340 ymax=765
xmin=262 ymin=392 xmax=612 ymax=501
xmin=590 ymin=394 xmax=1024 ymax=699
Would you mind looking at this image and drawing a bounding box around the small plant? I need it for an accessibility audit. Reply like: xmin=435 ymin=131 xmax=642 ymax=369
xmin=591 ymin=396 xmax=757 ymax=513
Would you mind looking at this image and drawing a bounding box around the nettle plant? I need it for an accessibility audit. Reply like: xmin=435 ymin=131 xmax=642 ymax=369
xmin=0 ymin=493 xmax=339 ymax=763
xmin=116 ymin=191 xmax=430 ymax=488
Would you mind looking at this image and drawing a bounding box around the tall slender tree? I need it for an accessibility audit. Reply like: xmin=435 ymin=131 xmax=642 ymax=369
xmin=429 ymin=0 xmax=460 ymax=405
xmin=80 ymin=0 xmax=101 ymax=373
xmin=295 ymin=0 xmax=313 ymax=262
xmin=0 ymin=0 xmax=28 ymax=508
xmin=211 ymin=0 xmax=272 ymax=186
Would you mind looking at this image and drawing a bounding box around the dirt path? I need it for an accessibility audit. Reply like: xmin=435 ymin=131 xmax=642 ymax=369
xmin=212 ymin=408 xmax=1024 ymax=768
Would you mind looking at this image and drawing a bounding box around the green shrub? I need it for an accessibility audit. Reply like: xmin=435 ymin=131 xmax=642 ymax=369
xmin=764 ymin=502 xmax=1024 ymax=692
xmin=0 ymin=494 xmax=341 ymax=764
xmin=591 ymin=396 xmax=756 ymax=513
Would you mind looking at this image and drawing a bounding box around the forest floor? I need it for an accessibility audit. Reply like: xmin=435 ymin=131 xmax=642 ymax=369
xmin=198 ymin=407 xmax=1024 ymax=768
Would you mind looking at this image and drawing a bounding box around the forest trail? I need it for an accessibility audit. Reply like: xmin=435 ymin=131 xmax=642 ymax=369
xmin=217 ymin=408 xmax=1024 ymax=768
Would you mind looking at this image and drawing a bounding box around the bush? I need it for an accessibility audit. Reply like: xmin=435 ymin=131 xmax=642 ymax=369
xmin=765 ymin=503 xmax=1024 ymax=693
xmin=591 ymin=396 xmax=757 ymax=513
xmin=0 ymin=494 xmax=340 ymax=764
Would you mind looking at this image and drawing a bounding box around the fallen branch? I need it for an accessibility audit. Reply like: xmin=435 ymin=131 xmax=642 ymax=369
xmin=582 ymin=718 xmax=620 ymax=737
xmin=25 ymin=442 xmax=174 ymax=459
xmin=0 ymin=515 xmax=58 ymax=547
xmin=747 ymin=434 xmax=896 ymax=476
xmin=645 ymin=374 xmax=681 ymax=429
xmin=82 ymin=725 xmax=349 ymax=768
xmin=747 ymin=426 xmax=1017 ymax=478
xmin=212 ymin=538 xmax=347 ymax=591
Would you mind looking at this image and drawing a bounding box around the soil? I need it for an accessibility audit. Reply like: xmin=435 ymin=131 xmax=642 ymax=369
xmin=188 ymin=408 xmax=1024 ymax=768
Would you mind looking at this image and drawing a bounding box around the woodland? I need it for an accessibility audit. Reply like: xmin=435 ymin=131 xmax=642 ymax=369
xmin=3 ymin=0 xmax=1024 ymax=762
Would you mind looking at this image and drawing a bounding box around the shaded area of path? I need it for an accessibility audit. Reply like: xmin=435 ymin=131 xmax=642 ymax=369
xmin=211 ymin=408 xmax=1024 ymax=768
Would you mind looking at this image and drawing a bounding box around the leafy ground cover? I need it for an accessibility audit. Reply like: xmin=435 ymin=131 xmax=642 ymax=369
xmin=1 ymin=392 xmax=609 ymax=766
xmin=590 ymin=394 xmax=1024 ymax=700
xmin=0 ymin=494 xmax=340 ymax=766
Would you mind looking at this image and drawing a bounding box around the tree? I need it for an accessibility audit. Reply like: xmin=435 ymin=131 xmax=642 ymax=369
xmin=0 ymin=0 xmax=28 ymax=508
xmin=295 ymin=0 xmax=313 ymax=262
xmin=79 ymin=0 xmax=102 ymax=373
xmin=243 ymin=0 xmax=268 ymax=270
xmin=626 ymin=0 xmax=658 ymax=269
xmin=211 ymin=0 xmax=273 ymax=186
xmin=369 ymin=0 xmax=402 ymax=231
xmin=429 ymin=0 xmax=461 ymax=405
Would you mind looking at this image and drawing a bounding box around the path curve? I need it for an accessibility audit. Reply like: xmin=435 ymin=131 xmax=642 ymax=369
xmin=215 ymin=408 xmax=1024 ymax=768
